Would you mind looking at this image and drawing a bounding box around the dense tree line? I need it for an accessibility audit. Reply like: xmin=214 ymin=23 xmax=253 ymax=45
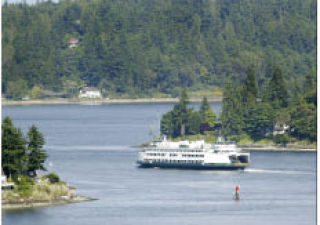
xmin=2 ymin=117 xmax=47 ymax=178
xmin=2 ymin=0 xmax=316 ymax=99
xmin=161 ymin=65 xmax=316 ymax=144
xmin=161 ymin=90 xmax=217 ymax=138
xmin=221 ymin=66 xmax=316 ymax=143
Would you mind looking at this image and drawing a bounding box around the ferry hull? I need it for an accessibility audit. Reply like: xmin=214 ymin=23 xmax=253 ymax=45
xmin=137 ymin=161 xmax=248 ymax=170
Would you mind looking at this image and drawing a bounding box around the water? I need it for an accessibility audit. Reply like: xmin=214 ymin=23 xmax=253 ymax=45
xmin=2 ymin=103 xmax=316 ymax=225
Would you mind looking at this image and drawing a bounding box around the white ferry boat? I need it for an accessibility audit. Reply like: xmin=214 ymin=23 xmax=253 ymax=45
xmin=137 ymin=137 xmax=250 ymax=170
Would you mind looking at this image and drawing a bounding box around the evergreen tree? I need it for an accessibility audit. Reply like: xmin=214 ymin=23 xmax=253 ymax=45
xmin=2 ymin=117 xmax=28 ymax=177
xmin=176 ymin=90 xmax=190 ymax=137
xmin=290 ymin=98 xmax=316 ymax=141
xmin=160 ymin=111 xmax=173 ymax=137
xmin=303 ymin=73 xmax=317 ymax=105
xmin=263 ymin=66 xmax=288 ymax=108
xmin=221 ymin=83 xmax=245 ymax=138
xmin=27 ymin=125 xmax=47 ymax=176
xmin=199 ymin=97 xmax=216 ymax=127
xmin=244 ymin=103 xmax=274 ymax=141
xmin=186 ymin=111 xmax=202 ymax=135
xmin=2 ymin=0 xmax=316 ymax=98
xmin=243 ymin=67 xmax=258 ymax=103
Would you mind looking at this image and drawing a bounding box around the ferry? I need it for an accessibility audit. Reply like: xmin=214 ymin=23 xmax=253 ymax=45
xmin=137 ymin=137 xmax=250 ymax=170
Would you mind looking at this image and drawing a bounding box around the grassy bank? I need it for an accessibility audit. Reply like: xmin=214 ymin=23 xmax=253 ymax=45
xmin=2 ymin=176 xmax=95 ymax=210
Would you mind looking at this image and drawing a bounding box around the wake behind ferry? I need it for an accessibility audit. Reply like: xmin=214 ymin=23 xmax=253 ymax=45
xmin=137 ymin=137 xmax=250 ymax=170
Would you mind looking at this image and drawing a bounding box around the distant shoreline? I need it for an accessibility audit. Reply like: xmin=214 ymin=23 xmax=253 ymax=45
xmin=238 ymin=144 xmax=316 ymax=152
xmin=135 ymin=143 xmax=316 ymax=152
xmin=2 ymin=97 xmax=223 ymax=106
xmin=241 ymin=147 xmax=316 ymax=152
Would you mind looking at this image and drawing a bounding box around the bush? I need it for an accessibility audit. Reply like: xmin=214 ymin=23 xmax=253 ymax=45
xmin=15 ymin=175 xmax=34 ymax=198
xmin=237 ymin=134 xmax=254 ymax=144
xmin=273 ymin=134 xmax=290 ymax=147
xmin=45 ymin=173 xmax=60 ymax=183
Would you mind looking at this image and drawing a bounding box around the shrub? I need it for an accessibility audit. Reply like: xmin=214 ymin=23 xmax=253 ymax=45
xmin=238 ymin=134 xmax=254 ymax=144
xmin=273 ymin=134 xmax=290 ymax=147
xmin=45 ymin=173 xmax=60 ymax=183
xmin=15 ymin=175 xmax=34 ymax=198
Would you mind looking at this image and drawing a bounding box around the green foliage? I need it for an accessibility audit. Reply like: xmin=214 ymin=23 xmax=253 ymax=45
xmin=2 ymin=0 xmax=316 ymax=98
xmin=45 ymin=172 xmax=60 ymax=184
xmin=221 ymin=83 xmax=244 ymax=137
xmin=243 ymin=67 xmax=258 ymax=104
xmin=160 ymin=91 xmax=218 ymax=138
xmin=237 ymin=134 xmax=254 ymax=144
xmin=273 ymin=134 xmax=290 ymax=147
xmin=2 ymin=116 xmax=28 ymax=177
xmin=15 ymin=175 xmax=34 ymax=198
xmin=244 ymin=103 xmax=274 ymax=141
xmin=290 ymin=100 xmax=316 ymax=141
xmin=221 ymin=65 xmax=316 ymax=144
xmin=29 ymin=85 xmax=43 ymax=99
xmin=263 ymin=66 xmax=289 ymax=108
xmin=2 ymin=117 xmax=48 ymax=178
xmin=186 ymin=111 xmax=202 ymax=135
xmin=160 ymin=111 xmax=174 ymax=137
xmin=5 ymin=79 xmax=28 ymax=100
xmin=199 ymin=97 xmax=216 ymax=127
xmin=27 ymin=125 xmax=48 ymax=176
xmin=173 ymin=90 xmax=190 ymax=137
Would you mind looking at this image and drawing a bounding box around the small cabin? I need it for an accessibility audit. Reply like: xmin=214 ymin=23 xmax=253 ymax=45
xmin=1 ymin=173 xmax=14 ymax=190
xmin=273 ymin=123 xmax=290 ymax=135
xmin=79 ymin=87 xmax=102 ymax=99
xmin=68 ymin=38 xmax=79 ymax=49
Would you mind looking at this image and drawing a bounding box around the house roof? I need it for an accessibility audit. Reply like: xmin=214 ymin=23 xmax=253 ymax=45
xmin=81 ymin=87 xmax=100 ymax=92
xmin=68 ymin=38 xmax=79 ymax=44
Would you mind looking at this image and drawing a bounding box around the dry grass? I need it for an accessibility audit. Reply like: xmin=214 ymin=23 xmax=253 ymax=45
xmin=3 ymin=182 xmax=70 ymax=203
xmin=32 ymin=183 xmax=69 ymax=200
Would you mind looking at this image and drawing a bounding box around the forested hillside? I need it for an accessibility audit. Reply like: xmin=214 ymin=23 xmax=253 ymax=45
xmin=2 ymin=0 xmax=316 ymax=99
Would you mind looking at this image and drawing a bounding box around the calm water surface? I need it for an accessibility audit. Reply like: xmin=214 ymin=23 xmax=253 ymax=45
xmin=2 ymin=103 xmax=316 ymax=225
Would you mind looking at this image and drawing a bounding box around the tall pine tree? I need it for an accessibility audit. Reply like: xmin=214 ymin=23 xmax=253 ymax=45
xmin=2 ymin=117 xmax=28 ymax=177
xmin=243 ymin=67 xmax=258 ymax=104
xmin=27 ymin=125 xmax=47 ymax=176
xmin=199 ymin=97 xmax=216 ymax=127
xmin=263 ymin=66 xmax=288 ymax=108
xmin=221 ymin=82 xmax=245 ymax=138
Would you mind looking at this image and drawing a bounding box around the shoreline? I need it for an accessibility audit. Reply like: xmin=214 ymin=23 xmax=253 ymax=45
xmin=135 ymin=143 xmax=316 ymax=152
xmin=238 ymin=144 xmax=316 ymax=152
xmin=2 ymin=97 xmax=223 ymax=106
xmin=2 ymin=195 xmax=96 ymax=210
xmin=241 ymin=147 xmax=316 ymax=152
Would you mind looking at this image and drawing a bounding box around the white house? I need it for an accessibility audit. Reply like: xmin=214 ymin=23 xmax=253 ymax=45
xmin=1 ymin=171 xmax=14 ymax=190
xmin=273 ymin=123 xmax=290 ymax=135
xmin=68 ymin=38 xmax=79 ymax=49
xmin=79 ymin=87 xmax=102 ymax=99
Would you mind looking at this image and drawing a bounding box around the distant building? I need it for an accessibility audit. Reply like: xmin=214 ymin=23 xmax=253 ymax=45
xmin=79 ymin=87 xmax=102 ymax=99
xmin=273 ymin=123 xmax=290 ymax=135
xmin=68 ymin=38 xmax=79 ymax=48
xmin=1 ymin=171 xmax=14 ymax=190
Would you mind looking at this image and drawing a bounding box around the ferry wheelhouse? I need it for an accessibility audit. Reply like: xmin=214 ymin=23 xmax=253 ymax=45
xmin=137 ymin=137 xmax=250 ymax=170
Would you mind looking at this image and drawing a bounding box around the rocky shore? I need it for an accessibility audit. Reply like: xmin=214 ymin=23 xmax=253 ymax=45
xmin=2 ymin=181 xmax=96 ymax=210
xmin=2 ymin=195 xmax=95 ymax=210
